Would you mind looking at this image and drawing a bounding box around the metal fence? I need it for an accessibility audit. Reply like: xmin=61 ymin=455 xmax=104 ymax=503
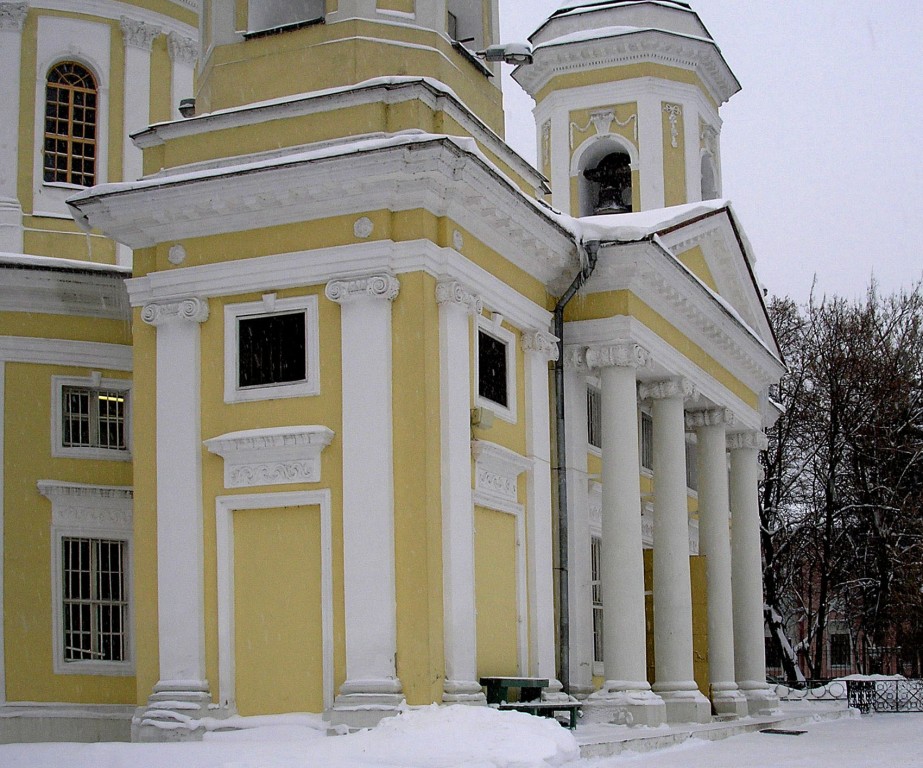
xmin=846 ymin=679 xmax=923 ymax=713
xmin=772 ymin=679 xmax=850 ymax=702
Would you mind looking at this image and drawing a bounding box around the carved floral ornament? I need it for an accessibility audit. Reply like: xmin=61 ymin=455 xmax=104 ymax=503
xmin=570 ymin=108 xmax=638 ymax=150
xmin=0 ymin=2 xmax=27 ymax=31
xmin=638 ymin=377 xmax=697 ymax=402
xmin=663 ymin=103 xmax=683 ymax=149
xmin=141 ymin=297 xmax=209 ymax=326
xmin=435 ymin=279 xmax=482 ymax=316
xmin=325 ymin=273 xmax=399 ymax=304
xmin=685 ymin=407 xmax=735 ymax=430
xmin=521 ymin=330 xmax=559 ymax=362
xmin=120 ymin=16 xmax=161 ymax=51
xmin=727 ymin=430 xmax=769 ymax=452
xmin=167 ymin=31 xmax=198 ymax=65
xmin=585 ymin=342 xmax=651 ymax=370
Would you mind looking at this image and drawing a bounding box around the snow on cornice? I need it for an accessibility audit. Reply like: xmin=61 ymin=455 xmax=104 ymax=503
xmin=533 ymin=24 xmax=712 ymax=50
xmin=0 ymin=251 xmax=130 ymax=275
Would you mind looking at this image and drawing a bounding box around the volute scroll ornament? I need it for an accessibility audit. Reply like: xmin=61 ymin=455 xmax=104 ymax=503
xmin=141 ymin=297 xmax=210 ymax=326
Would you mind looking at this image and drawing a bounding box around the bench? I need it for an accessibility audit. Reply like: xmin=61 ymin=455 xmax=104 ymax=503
xmin=479 ymin=676 xmax=580 ymax=730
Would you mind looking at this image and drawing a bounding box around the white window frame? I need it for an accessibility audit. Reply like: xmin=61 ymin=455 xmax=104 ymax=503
xmin=474 ymin=314 xmax=517 ymax=424
xmin=51 ymin=374 xmax=131 ymax=461
xmin=591 ymin=534 xmax=604 ymax=673
xmin=39 ymin=480 xmax=134 ymax=676
xmin=224 ymin=294 xmax=320 ymax=404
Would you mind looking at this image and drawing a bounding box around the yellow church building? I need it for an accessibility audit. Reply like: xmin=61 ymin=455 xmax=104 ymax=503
xmin=0 ymin=0 xmax=784 ymax=742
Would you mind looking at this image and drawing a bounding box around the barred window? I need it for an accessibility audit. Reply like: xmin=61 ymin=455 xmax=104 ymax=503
xmin=62 ymin=537 xmax=127 ymax=663
xmin=591 ymin=536 xmax=604 ymax=664
xmin=640 ymin=412 xmax=653 ymax=471
xmin=44 ymin=62 xmax=97 ymax=186
xmin=238 ymin=311 xmax=307 ymax=389
xmin=62 ymin=385 xmax=127 ymax=451
xmin=587 ymin=385 xmax=601 ymax=449
xmin=830 ymin=633 xmax=851 ymax=668
xmin=685 ymin=440 xmax=698 ymax=491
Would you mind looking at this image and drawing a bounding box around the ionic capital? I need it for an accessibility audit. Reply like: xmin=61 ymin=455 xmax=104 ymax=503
xmin=325 ymin=273 xmax=399 ymax=304
xmin=685 ymin=407 xmax=735 ymax=431
xmin=585 ymin=342 xmax=651 ymax=370
xmin=727 ymin=431 xmax=769 ymax=452
xmin=141 ymin=297 xmax=209 ymax=326
xmin=639 ymin=377 xmax=696 ymax=402
xmin=120 ymin=16 xmax=161 ymax=51
xmin=0 ymin=3 xmax=27 ymax=31
xmin=167 ymin=31 xmax=198 ymax=65
xmin=521 ymin=330 xmax=559 ymax=362
xmin=435 ymin=280 xmax=482 ymax=316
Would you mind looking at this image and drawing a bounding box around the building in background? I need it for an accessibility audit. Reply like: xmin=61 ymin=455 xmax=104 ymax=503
xmin=1 ymin=0 xmax=783 ymax=742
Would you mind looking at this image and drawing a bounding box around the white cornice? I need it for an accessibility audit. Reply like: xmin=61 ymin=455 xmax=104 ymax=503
xmin=72 ymin=137 xmax=577 ymax=296
xmin=514 ymin=28 xmax=740 ymax=107
xmin=125 ymin=239 xmax=554 ymax=333
xmin=135 ymin=78 xmax=544 ymax=193
xmin=0 ymin=336 xmax=132 ymax=370
xmin=0 ymin=263 xmax=130 ymax=320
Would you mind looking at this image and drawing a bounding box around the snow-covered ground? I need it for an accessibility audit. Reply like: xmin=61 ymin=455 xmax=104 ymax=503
xmin=2 ymin=705 xmax=922 ymax=768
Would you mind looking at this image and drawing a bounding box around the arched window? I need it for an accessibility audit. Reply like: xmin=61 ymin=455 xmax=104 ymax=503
xmin=583 ymin=151 xmax=633 ymax=215
xmin=43 ymin=62 xmax=97 ymax=187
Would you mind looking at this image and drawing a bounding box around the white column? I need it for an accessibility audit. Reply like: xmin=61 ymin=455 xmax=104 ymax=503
xmin=522 ymin=330 xmax=562 ymax=696
xmin=562 ymin=348 xmax=593 ymax=697
xmin=583 ymin=344 xmax=665 ymax=726
xmin=728 ymin=431 xmax=779 ymax=715
xmin=435 ymin=280 xmax=484 ymax=704
xmin=137 ymin=298 xmax=211 ymax=738
xmin=0 ymin=3 xmax=27 ymax=253
xmin=687 ymin=408 xmax=747 ymax=717
xmin=642 ymin=378 xmax=710 ymax=723
xmin=326 ymin=274 xmax=404 ymax=726
xmin=167 ymin=32 xmax=198 ymax=120
xmin=120 ymin=17 xmax=158 ymax=183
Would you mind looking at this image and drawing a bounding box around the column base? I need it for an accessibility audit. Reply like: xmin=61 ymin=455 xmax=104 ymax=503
xmin=132 ymin=680 xmax=214 ymax=742
xmin=739 ymin=680 xmax=781 ymax=716
xmin=582 ymin=681 xmax=666 ymax=726
xmin=710 ymin=682 xmax=749 ymax=718
xmin=329 ymin=678 xmax=405 ymax=729
xmin=443 ymin=679 xmax=487 ymax=705
xmin=566 ymin=683 xmax=596 ymax=701
xmin=541 ymin=679 xmax=575 ymax=703
xmin=653 ymin=682 xmax=712 ymax=723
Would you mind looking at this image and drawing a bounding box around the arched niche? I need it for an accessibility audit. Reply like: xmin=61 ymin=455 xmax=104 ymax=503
xmin=572 ymin=135 xmax=638 ymax=217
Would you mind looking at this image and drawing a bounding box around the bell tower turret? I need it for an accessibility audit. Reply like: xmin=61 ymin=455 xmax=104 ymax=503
xmin=513 ymin=0 xmax=739 ymax=217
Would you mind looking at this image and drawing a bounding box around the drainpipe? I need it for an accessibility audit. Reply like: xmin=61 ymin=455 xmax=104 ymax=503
xmin=553 ymin=239 xmax=599 ymax=695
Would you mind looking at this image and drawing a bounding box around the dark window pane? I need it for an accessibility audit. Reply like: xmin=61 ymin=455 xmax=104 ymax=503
xmin=238 ymin=312 xmax=307 ymax=388
xmin=478 ymin=330 xmax=508 ymax=408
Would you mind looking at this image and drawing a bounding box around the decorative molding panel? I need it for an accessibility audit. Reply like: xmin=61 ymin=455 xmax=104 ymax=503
xmin=471 ymin=440 xmax=532 ymax=513
xmin=663 ymin=103 xmax=682 ymax=149
xmin=38 ymin=480 xmax=133 ymax=532
xmin=204 ymin=426 xmax=334 ymax=489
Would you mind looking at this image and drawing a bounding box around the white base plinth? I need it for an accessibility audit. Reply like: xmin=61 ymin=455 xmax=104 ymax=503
xmin=656 ymin=687 xmax=712 ymax=724
xmin=582 ymin=684 xmax=666 ymax=726
xmin=710 ymin=685 xmax=749 ymax=718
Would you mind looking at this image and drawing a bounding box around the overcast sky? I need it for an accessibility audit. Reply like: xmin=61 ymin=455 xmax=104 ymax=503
xmin=497 ymin=1 xmax=923 ymax=303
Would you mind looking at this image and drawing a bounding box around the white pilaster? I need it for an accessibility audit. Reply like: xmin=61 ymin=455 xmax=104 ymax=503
xmin=0 ymin=3 xmax=27 ymax=252
xmin=687 ymin=408 xmax=747 ymax=718
xmin=728 ymin=431 xmax=779 ymax=715
xmin=637 ymin=95 xmax=666 ymax=211
xmin=136 ymin=298 xmax=211 ymax=741
xmin=522 ymin=330 xmax=562 ymax=696
xmin=642 ymin=378 xmax=710 ymax=723
xmin=562 ymin=347 xmax=593 ymax=697
xmin=583 ymin=344 xmax=665 ymax=726
xmin=435 ymin=280 xmax=484 ymax=705
xmin=167 ymin=32 xmax=197 ymax=120
xmin=326 ymin=274 xmax=404 ymax=726
xmin=120 ymin=17 xmax=158 ymax=183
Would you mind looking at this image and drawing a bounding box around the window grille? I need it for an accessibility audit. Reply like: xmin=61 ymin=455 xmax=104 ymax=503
xmin=44 ymin=62 xmax=97 ymax=186
xmin=238 ymin=311 xmax=307 ymax=388
xmin=62 ymin=537 xmax=127 ymax=663
xmin=587 ymin=385 xmax=601 ymax=449
xmin=62 ymin=385 xmax=127 ymax=451
xmin=640 ymin=412 xmax=653 ymax=470
xmin=830 ymin=633 xmax=851 ymax=668
xmin=591 ymin=536 xmax=604 ymax=664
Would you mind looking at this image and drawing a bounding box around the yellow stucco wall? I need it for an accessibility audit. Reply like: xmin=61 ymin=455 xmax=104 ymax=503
xmin=662 ymin=102 xmax=687 ymax=208
xmin=474 ymin=506 xmax=518 ymax=678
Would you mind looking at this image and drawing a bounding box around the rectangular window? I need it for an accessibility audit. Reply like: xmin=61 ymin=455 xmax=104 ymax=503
xmin=62 ymin=537 xmax=127 ymax=663
xmin=765 ymin=636 xmax=782 ymax=669
xmin=52 ymin=377 xmax=131 ymax=460
xmin=685 ymin=440 xmax=698 ymax=491
xmin=225 ymin=295 xmax=320 ymax=403
xmin=475 ymin=316 xmax=516 ymax=423
xmin=830 ymin=633 xmax=851 ymax=668
xmin=591 ymin=536 xmax=604 ymax=664
xmin=587 ymin=385 xmax=601 ymax=450
xmin=640 ymin=412 xmax=653 ymax=471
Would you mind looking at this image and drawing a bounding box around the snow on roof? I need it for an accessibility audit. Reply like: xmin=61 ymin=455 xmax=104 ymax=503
xmin=554 ymin=0 xmax=692 ymax=16
xmin=0 ymin=251 xmax=130 ymax=274
xmin=533 ymin=23 xmax=711 ymax=49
